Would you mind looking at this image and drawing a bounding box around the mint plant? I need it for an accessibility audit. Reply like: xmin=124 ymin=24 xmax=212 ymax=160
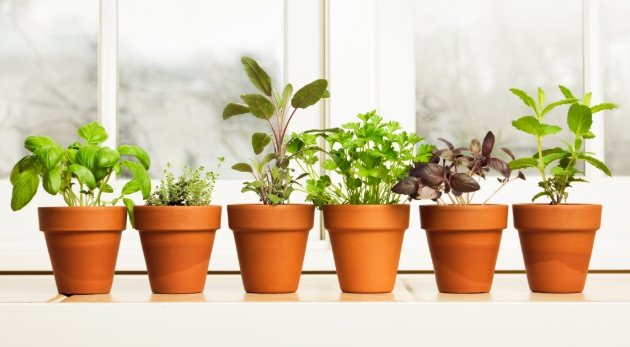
xmin=222 ymin=57 xmax=329 ymax=205
xmin=145 ymin=159 xmax=223 ymax=206
xmin=293 ymin=111 xmax=434 ymax=208
xmin=507 ymin=86 xmax=617 ymax=204
xmin=10 ymin=121 xmax=151 ymax=223
xmin=392 ymin=131 xmax=524 ymax=205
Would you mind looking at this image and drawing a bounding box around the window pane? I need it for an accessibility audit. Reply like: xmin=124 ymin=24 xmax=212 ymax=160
xmin=118 ymin=0 xmax=284 ymax=178
xmin=414 ymin=0 xmax=582 ymax=172
xmin=0 ymin=0 xmax=98 ymax=178
xmin=602 ymin=0 xmax=630 ymax=175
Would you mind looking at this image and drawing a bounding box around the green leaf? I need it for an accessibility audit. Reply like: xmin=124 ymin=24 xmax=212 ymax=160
xmin=291 ymin=79 xmax=328 ymax=109
xmin=24 ymin=136 xmax=56 ymax=152
xmin=550 ymin=166 xmax=569 ymax=175
xmin=582 ymin=131 xmax=596 ymax=139
xmin=322 ymin=90 xmax=330 ymax=98
xmin=113 ymin=163 xmax=122 ymax=176
xmin=579 ymin=154 xmax=612 ymax=176
xmin=252 ymin=133 xmax=273 ymax=155
xmin=17 ymin=155 xmax=37 ymax=173
xmin=42 ymin=166 xmax=62 ymax=195
xmin=509 ymin=88 xmax=538 ymax=114
xmin=122 ymin=179 xmax=141 ymax=195
xmin=280 ymin=84 xmax=293 ymax=110
xmin=78 ymin=121 xmax=108 ymax=144
xmin=103 ymin=184 xmax=114 ymax=193
xmin=508 ymin=158 xmax=538 ymax=170
xmin=567 ymin=104 xmax=593 ymax=137
xmin=67 ymin=164 xmax=97 ymax=189
xmin=77 ymin=145 xmax=99 ymax=173
xmin=241 ymin=56 xmax=273 ymax=96
xmin=121 ymin=160 xmax=151 ymax=199
xmin=65 ymin=149 xmax=79 ymax=165
xmin=123 ymin=198 xmax=136 ymax=229
xmin=240 ymin=94 xmax=275 ymax=120
xmin=559 ymin=85 xmax=575 ymax=99
xmin=541 ymin=98 xmax=578 ymax=117
xmin=222 ymin=103 xmax=250 ymax=120
xmin=34 ymin=145 xmax=63 ymax=171
xmin=117 ymin=145 xmax=150 ymax=170
xmin=10 ymin=163 xmax=20 ymax=185
xmin=512 ymin=116 xmax=542 ymax=136
xmin=531 ymin=191 xmax=550 ymax=202
xmin=541 ymin=124 xmax=562 ymax=136
xmin=262 ymin=153 xmax=280 ymax=166
xmin=232 ymin=163 xmax=254 ymax=173
xmin=583 ymin=92 xmax=592 ymax=107
xmin=574 ymin=137 xmax=583 ymax=151
xmin=591 ymin=103 xmax=618 ymax=114
xmin=537 ymin=87 xmax=545 ymax=109
xmin=542 ymin=152 xmax=570 ymax=166
xmin=96 ymin=147 xmax=120 ymax=168
xmin=267 ymin=194 xmax=280 ymax=204
xmin=286 ymin=138 xmax=304 ymax=154
xmin=11 ymin=169 xmax=39 ymax=211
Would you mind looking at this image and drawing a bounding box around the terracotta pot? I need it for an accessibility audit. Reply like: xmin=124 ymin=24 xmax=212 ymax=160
xmin=513 ymin=204 xmax=601 ymax=293
xmin=323 ymin=204 xmax=409 ymax=294
xmin=38 ymin=206 xmax=127 ymax=295
xmin=227 ymin=204 xmax=314 ymax=293
xmin=420 ymin=204 xmax=507 ymax=294
xmin=134 ymin=206 xmax=221 ymax=294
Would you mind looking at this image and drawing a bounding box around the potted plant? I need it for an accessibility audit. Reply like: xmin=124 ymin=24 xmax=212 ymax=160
xmin=221 ymin=56 xmax=329 ymax=293
xmin=293 ymin=111 xmax=435 ymax=293
xmin=9 ymin=121 xmax=151 ymax=294
xmin=392 ymin=131 xmax=524 ymax=293
xmin=133 ymin=161 xmax=223 ymax=294
xmin=507 ymin=86 xmax=617 ymax=293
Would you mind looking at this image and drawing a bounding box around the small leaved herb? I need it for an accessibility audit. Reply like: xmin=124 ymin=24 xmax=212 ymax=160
xmin=508 ymin=86 xmax=617 ymax=204
xmin=145 ymin=158 xmax=223 ymax=206
xmin=392 ymin=131 xmax=524 ymax=205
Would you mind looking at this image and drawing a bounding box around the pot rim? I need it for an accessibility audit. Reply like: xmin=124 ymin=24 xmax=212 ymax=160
xmin=134 ymin=205 xmax=221 ymax=209
xmin=38 ymin=206 xmax=127 ymax=211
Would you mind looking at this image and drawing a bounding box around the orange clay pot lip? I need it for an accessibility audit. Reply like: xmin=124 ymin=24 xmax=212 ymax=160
xmin=134 ymin=205 xmax=221 ymax=209
xmin=227 ymin=203 xmax=314 ymax=206
xmin=420 ymin=204 xmax=508 ymax=208
xmin=38 ymin=206 xmax=127 ymax=211
xmin=513 ymin=203 xmax=602 ymax=207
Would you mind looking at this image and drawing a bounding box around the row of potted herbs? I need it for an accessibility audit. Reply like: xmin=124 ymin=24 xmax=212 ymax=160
xmin=9 ymin=57 xmax=617 ymax=296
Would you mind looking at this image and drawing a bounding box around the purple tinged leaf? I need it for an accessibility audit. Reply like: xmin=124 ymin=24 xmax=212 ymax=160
xmin=451 ymin=189 xmax=462 ymax=197
xmin=418 ymin=186 xmax=439 ymax=200
xmin=487 ymin=157 xmax=510 ymax=178
xmin=469 ymin=138 xmax=481 ymax=157
xmin=437 ymin=138 xmax=455 ymax=150
xmin=416 ymin=163 xmax=445 ymax=188
xmin=518 ymin=171 xmax=526 ymax=180
xmin=452 ymin=147 xmax=469 ymax=156
xmin=449 ymin=173 xmax=481 ymax=193
xmin=391 ymin=176 xmax=419 ymax=195
xmin=481 ymin=131 xmax=495 ymax=157
xmin=500 ymin=147 xmax=515 ymax=160
xmin=434 ymin=149 xmax=455 ymax=161
xmin=455 ymin=156 xmax=471 ymax=168
xmin=444 ymin=181 xmax=451 ymax=194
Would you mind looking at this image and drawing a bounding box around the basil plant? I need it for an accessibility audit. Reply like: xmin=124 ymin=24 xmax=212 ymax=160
xmin=10 ymin=121 xmax=151 ymax=223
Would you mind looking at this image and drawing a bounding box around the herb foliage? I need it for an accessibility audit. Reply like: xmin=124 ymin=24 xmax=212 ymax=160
xmin=508 ymin=86 xmax=617 ymax=204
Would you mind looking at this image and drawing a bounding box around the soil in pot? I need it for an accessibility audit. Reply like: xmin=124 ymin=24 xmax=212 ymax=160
xmin=323 ymin=204 xmax=409 ymax=294
xmin=135 ymin=206 xmax=221 ymax=294
xmin=227 ymin=204 xmax=314 ymax=294
xmin=38 ymin=206 xmax=127 ymax=295
xmin=513 ymin=204 xmax=601 ymax=294
xmin=420 ymin=204 xmax=507 ymax=294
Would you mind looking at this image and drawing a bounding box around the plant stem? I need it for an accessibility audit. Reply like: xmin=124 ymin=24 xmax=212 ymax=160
xmin=96 ymin=171 xmax=113 ymax=206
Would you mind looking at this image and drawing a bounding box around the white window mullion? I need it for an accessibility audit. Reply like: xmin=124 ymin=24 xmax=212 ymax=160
xmin=98 ymin=0 xmax=118 ymax=151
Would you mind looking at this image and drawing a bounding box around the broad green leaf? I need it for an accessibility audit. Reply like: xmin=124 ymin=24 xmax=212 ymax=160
xmin=261 ymin=153 xmax=280 ymax=166
xmin=273 ymin=89 xmax=283 ymax=108
xmin=591 ymin=103 xmax=618 ymax=114
xmin=96 ymin=147 xmax=120 ymax=168
xmin=65 ymin=149 xmax=79 ymax=164
xmin=24 ymin=136 xmax=56 ymax=152
xmin=542 ymin=152 xmax=570 ymax=166
xmin=67 ymin=164 xmax=97 ymax=189
xmin=559 ymin=85 xmax=575 ymax=99
xmin=579 ymin=154 xmax=612 ymax=176
xmin=78 ymin=121 xmax=108 ymax=144
xmin=77 ymin=145 xmax=99 ymax=173
xmin=11 ymin=169 xmax=39 ymax=211
xmin=103 ymin=184 xmax=114 ymax=193
xmin=583 ymin=92 xmax=592 ymax=107
xmin=122 ymin=179 xmax=141 ymax=195
xmin=582 ymin=131 xmax=596 ymax=139
xmin=508 ymin=158 xmax=538 ymax=170
xmin=509 ymin=88 xmax=538 ymax=114
xmin=117 ymin=145 xmax=150 ymax=170
xmin=252 ymin=132 xmax=272 ymax=155
xmin=121 ymin=160 xmax=151 ymax=199
xmin=322 ymin=90 xmax=330 ymax=98
xmin=34 ymin=145 xmax=63 ymax=171
xmin=113 ymin=163 xmax=122 ymax=176
xmin=286 ymin=138 xmax=304 ymax=154
xmin=267 ymin=194 xmax=280 ymax=204
xmin=567 ymin=104 xmax=593 ymax=137
xmin=537 ymin=87 xmax=545 ymax=109
xmin=280 ymin=84 xmax=293 ymax=110
xmin=17 ymin=154 xmax=37 ymax=173
xmin=531 ymin=191 xmax=550 ymax=202
xmin=42 ymin=166 xmax=62 ymax=195
xmin=574 ymin=137 xmax=583 ymax=151
xmin=533 ymin=147 xmax=565 ymax=159
xmin=550 ymin=166 xmax=569 ymax=175
xmin=240 ymin=94 xmax=275 ymax=120
xmin=291 ymin=79 xmax=328 ymax=109
xmin=222 ymin=103 xmax=250 ymax=120
xmin=10 ymin=163 xmax=20 ymax=185
xmin=123 ymin=198 xmax=136 ymax=228
xmin=231 ymin=163 xmax=254 ymax=173
xmin=541 ymin=124 xmax=562 ymax=136
xmin=541 ymin=98 xmax=578 ymax=117
xmin=241 ymin=56 xmax=273 ymax=96
xmin=322 ymin=159 xmax=337 ymax=170
xmin=512 ymin=116 xmax=542 ymax=136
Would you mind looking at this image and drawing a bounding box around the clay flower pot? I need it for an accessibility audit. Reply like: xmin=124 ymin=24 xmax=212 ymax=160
xmin=513 ymin=204 xmax=601 ymax=293
xmin=323 ymin=204 xmax=409 ymax=293
xmin=420 ymin=204 xmax=507 ymax=294
xmin=38 ymin=206 xmax=127 ymax=295
xmin=227 ymin=204 xmax=314 ymax=293
xmin=134 ymin=206 xmax=221 ymax=294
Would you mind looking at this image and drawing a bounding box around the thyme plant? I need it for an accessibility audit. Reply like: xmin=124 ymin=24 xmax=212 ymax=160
xmin=507 ymin=86 xmax=617 ymax=204
xmin=222 ymin=57 xmax=329 ymax=205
